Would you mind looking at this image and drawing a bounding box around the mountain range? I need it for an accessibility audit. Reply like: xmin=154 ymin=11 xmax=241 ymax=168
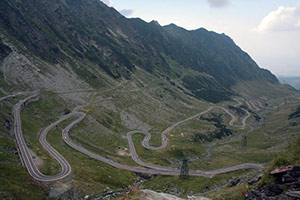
xmin=0 ymin=0 xmax=294 ymax=102
xmin=0 ymin=0 xmax=299 ymax=199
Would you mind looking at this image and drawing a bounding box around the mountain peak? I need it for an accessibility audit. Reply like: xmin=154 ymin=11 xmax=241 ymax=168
xmin=149 ymin=20 xmax=161 ymax=26
xmin=164 ymin=23 xmax=187 ymax=31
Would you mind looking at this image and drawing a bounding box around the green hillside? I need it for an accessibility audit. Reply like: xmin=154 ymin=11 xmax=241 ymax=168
xmin=0 ymin=0 xmax=299 ymax=199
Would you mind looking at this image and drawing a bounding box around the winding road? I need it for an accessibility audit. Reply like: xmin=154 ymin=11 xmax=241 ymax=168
xmin=247 ymin=100 xmax=261 ymax=112
xmin=126 ymin=105 xmax=252 ymax=171
xmin=10 ymin=93 xmax=263 ymax=182
xmin=61 ymin=110 xmax=263 ymax=177
xmin=12 ymin=93 xmax=74 ymax=181
xmin=0 ymin=91 xmax=30 ymax=102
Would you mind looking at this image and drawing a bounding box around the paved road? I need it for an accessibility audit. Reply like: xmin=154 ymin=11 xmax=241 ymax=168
xmin=232 ymin=99 xmax=251 ymax=128
xmin=199 ymin=100 xmax=253 ymax=161
xmin=13 ymin=93 xmax=76 ymax=181
xmin=13 ymin=94 xmax=263 ymax=181
xmin=126 ymin=105 xmax=252 ymax=171
xmin=61 ymin=111 xmax=263 ymax=177
xmin=240 ymin=109 xmax=251 ymax=128
xmin=142 ymin=106 xmax=234 ymax=151
xmin=255 ymin=100 xmax=263 ymax=108
xmin=0 ymin=91 xmax=30 ymax=102
xmin=199 ymin=123 xmax=254 ymax=161
xmin=248 ymin=101 xmax=261 ymax=111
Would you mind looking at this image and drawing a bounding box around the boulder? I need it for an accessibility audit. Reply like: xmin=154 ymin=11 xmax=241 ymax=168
xmin=246 ymin=165 xmax=300 ymax=199
xmin=247 ymin=173 xmax=263 ymax=185
xmin=282 ymin=174 xmax=297 ymax=183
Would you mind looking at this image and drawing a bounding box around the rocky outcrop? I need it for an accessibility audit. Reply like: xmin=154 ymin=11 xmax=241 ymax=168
xmin=137 ymin=190 xmax=211 ymax=200
xmin=245 ymin=165 xmax=300 ymax=200
xmin=1 ymin=50 xmax=90 ymax=103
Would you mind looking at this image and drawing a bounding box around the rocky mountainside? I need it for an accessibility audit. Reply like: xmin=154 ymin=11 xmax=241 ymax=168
xmin=246 ymin=165 xmax=300 ymax=200
xmin=131 ymin=189 xmax=211 ymax=200
xmin=246 ymin=137 xmax=300 ymax=200
xmin=0 ymin=0 xmax=293 ymax=103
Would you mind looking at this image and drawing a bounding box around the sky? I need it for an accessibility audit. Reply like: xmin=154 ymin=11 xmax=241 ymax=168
xmin=101 ymin=0 xmax=300 ymax=77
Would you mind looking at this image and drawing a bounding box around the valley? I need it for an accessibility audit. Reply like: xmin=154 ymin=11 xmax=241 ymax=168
xmin=0 ymin=0 xmax=300 ymax=199
xmin=12 ymin=92 xmax=263 ymax=180
xmin=1 ymin=76 xmax=299 ymax=199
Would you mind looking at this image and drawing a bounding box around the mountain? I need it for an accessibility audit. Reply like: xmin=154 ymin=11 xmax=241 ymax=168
xmin=0 ymin=0 xmax=293 ymax=103
xmin=278 ymin=76 xmax=300 ymax=90
xmin=1 ymin=1 xmax=300 ymax=199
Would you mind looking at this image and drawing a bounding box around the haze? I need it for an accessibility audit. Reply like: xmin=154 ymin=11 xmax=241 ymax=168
xmin=102 ymin=0 xmax=300 ymax=77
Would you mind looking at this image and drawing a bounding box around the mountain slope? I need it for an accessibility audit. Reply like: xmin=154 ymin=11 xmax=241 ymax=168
xmin=0 ymin=0 xmax=292 ymax=103
xmin=163 ymin=24 xmax=278 ymax=85
xmin=1 ymin=1 xmax=300 ymax=199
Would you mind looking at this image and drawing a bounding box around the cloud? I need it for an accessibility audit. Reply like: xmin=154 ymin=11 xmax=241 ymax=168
xmin=101 ymin=0 xmax=113 ymax=7
xmin=296 ymin=19 xmax=300 ymax=27
xmin=255 ymin=3 xmax=300 ymax=32
xmin=100 ymin=0 xmax=134 ymax=17
xmin=207 ymin=0 xmax=230 ymax=8
xmin=120 ymin=9 xmax=135 ymax=17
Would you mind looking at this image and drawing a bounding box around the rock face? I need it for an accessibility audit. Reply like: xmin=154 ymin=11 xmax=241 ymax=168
xmin=138 ymin=190 xmax=211 ymax=200
xmin=1 ymin=52 xmax=88 ymax=94
xmin=245 ymin=165 xmax=300 ymax=200
xmin=120 ymin=110 xmax=152 ymax=131
xmin=139 ymin=190 xmax=185 ymax=200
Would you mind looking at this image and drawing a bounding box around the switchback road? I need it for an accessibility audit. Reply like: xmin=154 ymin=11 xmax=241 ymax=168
xmin=13 ymin=93 xmax=74 ymax=181
xmin=126 ymin=105 xmax=253 ymax=172
xmin=0 ymin=91 xmax=30 ymax=102
xmin=61 ymin=111 xmax=263 ymax=177
xmin=12 ymin=94 xmax=263 ymax=181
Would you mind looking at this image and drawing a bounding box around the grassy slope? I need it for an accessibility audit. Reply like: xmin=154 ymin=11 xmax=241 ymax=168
xmin=63 ymin=76 xmax=300 ymax=197
xmin=131 ymin=100 xmax=300 ymax=171
xmin=233 ymin=80 xmax=295 ymax=99
xmin=206 ymin=134 xmax=300 ymax=200
xmin=198 ymin=101 xmax=300 ymax=170
xmin=67 ymin=74 xmax=299 ymax=198
xmin=257 ymin=133 xmax=300 ymax=187
xmin=0 ymin=91 xmax=137 ymax=199
xmin=19 ymin=92 xmax=138 ymax=198
xmin=204 ymin=100 xmax=300 ymax=200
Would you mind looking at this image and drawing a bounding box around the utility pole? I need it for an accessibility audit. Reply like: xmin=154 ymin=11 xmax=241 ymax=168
xmin=242 ymin=136 xmax=247 ymax=149
xmin=180 ymin=158 xmax=189 ymax=180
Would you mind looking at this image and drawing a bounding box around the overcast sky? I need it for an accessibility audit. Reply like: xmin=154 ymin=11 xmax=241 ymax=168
xmin=102 ymin=0 xmax=300 ymax=77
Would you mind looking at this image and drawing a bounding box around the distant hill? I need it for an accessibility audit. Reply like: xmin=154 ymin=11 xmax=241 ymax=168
xmin=278 ymin=76 xmax=300 ymax=90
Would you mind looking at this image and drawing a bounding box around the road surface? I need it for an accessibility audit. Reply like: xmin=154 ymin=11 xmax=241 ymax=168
xmin=0 ymin=91 xmax=31 ymax=102
xmin=12 ymin=94 xmax=263 ymax=181
xmin=126 ymin=105 xmax=252 ymax=171
xmin=247 ymin=101 xmax=261 ymax=111
xmin=61 ymin=111 xmax=263 ymax=177
xmin=13 ymin=93 xmax=75 ymax=181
